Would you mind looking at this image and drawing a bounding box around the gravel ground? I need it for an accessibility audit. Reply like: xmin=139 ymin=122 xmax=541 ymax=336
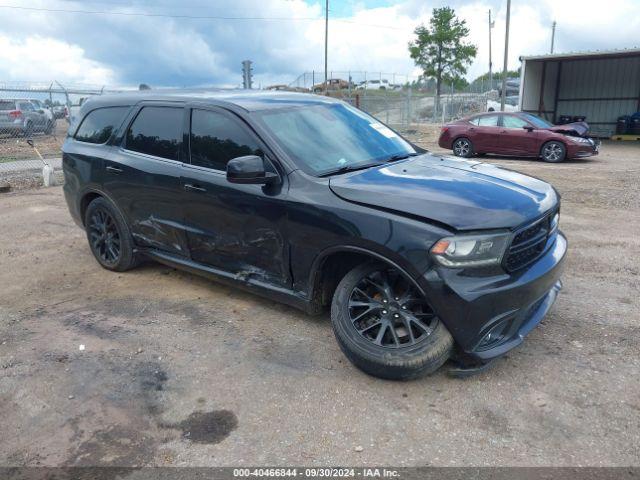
xmin=0 ymin=137 xmax=639 ymax=468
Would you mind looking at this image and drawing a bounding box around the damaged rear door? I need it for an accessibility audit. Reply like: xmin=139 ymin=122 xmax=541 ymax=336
xmin=181 ymin=106 xmax=291 ymax=288
xmin=105 ymin=103 xmax=189 ymax=256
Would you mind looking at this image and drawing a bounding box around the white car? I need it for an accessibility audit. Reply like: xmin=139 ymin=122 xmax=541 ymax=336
xmin=356 ymin=79 xmax=392 ymax=91
xmin=487 ymin=96 xmax=519 ymax=113
xmin=29 ymin=99 xmax=55 ymax=130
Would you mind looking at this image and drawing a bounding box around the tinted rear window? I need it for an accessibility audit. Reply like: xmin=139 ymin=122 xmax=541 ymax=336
xmin=0 ymin=101 xmax=16 ymax=110
xmin=75 ymin=107 xmax=129 ymax=144
xmin=125 ymin=106 xmax=183 ymax=160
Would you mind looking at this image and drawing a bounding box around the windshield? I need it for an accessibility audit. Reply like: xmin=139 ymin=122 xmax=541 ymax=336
xmin=523 ymin=113 xmax=553 ymax=128
xmin=256 ymin=103 xmax=416 ymax=176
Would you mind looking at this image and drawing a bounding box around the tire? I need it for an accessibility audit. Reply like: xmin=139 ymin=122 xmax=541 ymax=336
xmin=44 ymin=120 xmax=53 ymax=135
xmin=540 ymin=141 xmax=566 ymax=163
xmin=452 ymin=137 xmax=474 ymax=158
xmin=23 ymin=122 xmax=33 ymax=137
xmin=331 ymin=262 xmax=454 ymax=380
xmin=84 ymin=197 xmax=140 ymax=272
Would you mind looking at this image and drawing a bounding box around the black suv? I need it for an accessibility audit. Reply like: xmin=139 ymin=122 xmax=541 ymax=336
xmin=62 ymin=90 xmax=566 ymax=380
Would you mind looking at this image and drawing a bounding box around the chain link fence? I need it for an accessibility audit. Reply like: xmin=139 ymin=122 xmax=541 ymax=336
xmin=286 ymin=71 xmax=498 ymax=135
xmin=0 ymin=82 xmax=125 ymax=178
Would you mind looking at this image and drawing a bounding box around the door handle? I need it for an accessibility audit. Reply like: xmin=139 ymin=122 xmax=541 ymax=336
xmin=500 ymin=130 xmax=507 ymax=133
xmin=105 ymin=165 xmax=123 ymax=174
xmin=184 ymin=183 xmax=207 ymax=193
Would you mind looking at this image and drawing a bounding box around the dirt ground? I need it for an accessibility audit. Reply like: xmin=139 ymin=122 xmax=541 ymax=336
xmin=0 ymin=137 xmax=639 ymax=467
xmin=0 ymin=119 xmax=68 ymax=163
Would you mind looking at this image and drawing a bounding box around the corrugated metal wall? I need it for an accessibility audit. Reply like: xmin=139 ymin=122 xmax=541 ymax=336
xmin=522 ymin=54 xmax=640 ymax=137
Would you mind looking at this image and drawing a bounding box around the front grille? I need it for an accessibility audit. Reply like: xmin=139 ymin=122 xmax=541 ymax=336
xmin=504 ymin=211 xmax=555 ymax=271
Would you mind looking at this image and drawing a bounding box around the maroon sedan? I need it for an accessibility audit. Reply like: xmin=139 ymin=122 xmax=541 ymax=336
xmin=438 ymin=112 xmax=599 ymax=162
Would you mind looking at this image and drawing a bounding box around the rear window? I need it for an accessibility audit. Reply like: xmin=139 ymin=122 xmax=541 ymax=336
xmin=0 ymin=101 xmax=16 ymax=110
xmin=75 ymin=107 xmax=129 ymax=144
xmin=477 ymin=115 xmax=499 ymax=126
xmin=125 ymin=106 xmax=183 ymax=160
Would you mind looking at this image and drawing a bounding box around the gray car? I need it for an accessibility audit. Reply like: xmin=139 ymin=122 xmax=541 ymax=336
xmin=0 ymin=99 xmax=52 ymax=136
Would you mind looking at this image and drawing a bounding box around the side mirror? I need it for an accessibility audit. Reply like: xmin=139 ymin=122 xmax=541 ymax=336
xmin=227 ymin=155 xmax=279 ymax=185
xmin=37 ymin=109 xmax=45 ymax=114
xmin=523 ymin=125 xmax=535 ymax=132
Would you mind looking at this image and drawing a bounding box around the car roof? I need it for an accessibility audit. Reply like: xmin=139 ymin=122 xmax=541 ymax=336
xmin=80 ymin=89 xmax=342 ymax=113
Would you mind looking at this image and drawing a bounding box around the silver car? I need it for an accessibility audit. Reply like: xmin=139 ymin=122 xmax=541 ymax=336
xmin=0 ymin=99 xmax=52 ymax=136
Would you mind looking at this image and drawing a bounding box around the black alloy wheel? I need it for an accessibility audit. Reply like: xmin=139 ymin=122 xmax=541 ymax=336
xmin=331 ymin=262 xmax=454 ymax=380
xmin=348 ymin=269 xmax=437 ymax=348
xmin=88 ymin=208 xmax=121 ymax=267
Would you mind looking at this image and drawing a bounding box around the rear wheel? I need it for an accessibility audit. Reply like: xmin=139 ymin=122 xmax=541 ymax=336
xmin=331 ymin=263 xmax=453 ymax=380
xmin=44 ymin=120 xmax=54 ymax=135
xmin=85 ymin=197 xmax=139 ymax=272
xmin=452 ymin=137 xmax=473 ymax=158
xmin=541 ymin=141 xmax=566 ymax=163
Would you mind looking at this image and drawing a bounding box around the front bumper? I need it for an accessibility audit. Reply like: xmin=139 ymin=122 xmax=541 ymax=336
xmin=420 ymin=231 xmax=567 ymax=362
xmin=568 ymin=139 xmax=600 ymax=158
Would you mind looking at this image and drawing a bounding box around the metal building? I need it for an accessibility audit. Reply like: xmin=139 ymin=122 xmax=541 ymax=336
xmin=519 ymin=48 xmax=640 ymax=137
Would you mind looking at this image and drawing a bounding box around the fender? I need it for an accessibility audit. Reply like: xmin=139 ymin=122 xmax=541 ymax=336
xmin=77 ymin=186 xmax=126 ymax=227
xmin=307 ymin=245 xmax=428 ymax=298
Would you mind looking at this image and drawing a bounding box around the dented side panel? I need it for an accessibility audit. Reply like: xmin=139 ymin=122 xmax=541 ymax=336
xmin=103 ymin=149 xmax=190 ymax=257
xmin=181 ymin=166 xmax=291 ymax=288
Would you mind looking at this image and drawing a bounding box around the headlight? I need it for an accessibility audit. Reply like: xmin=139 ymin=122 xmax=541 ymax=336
xmin=431 ymin=232 xmax=511 ymax=268
xmin=570 ymin=136 xmax=591 ymax=144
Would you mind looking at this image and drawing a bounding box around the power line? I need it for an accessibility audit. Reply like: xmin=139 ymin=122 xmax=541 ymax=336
xmin=0 ymin=4 xmax=318 ymax=21
xmin=0 ymin=4 xmax=407 ymax=30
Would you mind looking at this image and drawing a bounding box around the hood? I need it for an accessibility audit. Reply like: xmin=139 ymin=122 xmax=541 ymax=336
xmin=548 ymin=121 xmax=589 ymax=136
xmin=329 ymin=155 xmax=558 ymax=231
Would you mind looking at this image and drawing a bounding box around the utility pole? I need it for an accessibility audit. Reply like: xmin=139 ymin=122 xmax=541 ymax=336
xmin=324 ymin=0 xmax=329 ymax=94
xmin=550 ymin=21 xmax=556 ymax=54
xmin=500 ymin=0 xmax=511 ymax=112
xmin=488 ymin=9 xmax=494 ymax=92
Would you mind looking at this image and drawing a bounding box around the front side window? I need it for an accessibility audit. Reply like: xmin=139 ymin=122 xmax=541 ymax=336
xmin=477 ymin=115 xmax=499 ymax=127
xmin=125 ymin=106 xmax=183 ymax=160
xmin=190 ymin=109 xmax=262 ymax=171
xmin=75 ymin=107 xmax=129 ymax=144
xmin=255 ymin=102 xmax=416 ymax=176
xmin=502 ymin=115 xmax=529 ymax=129
xmin=19 ymin=102 xmax=34 ymax=111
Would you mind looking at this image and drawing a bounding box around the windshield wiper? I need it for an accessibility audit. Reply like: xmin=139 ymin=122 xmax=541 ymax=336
xmin=318 ymin=162 xmax=384 ymax=177
xmin=384 ymin=152 xmax=419 ymax=162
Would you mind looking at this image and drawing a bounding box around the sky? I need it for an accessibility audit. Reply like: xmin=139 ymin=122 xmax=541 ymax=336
xmin=0 ymin=0 xmax=638 ymax=88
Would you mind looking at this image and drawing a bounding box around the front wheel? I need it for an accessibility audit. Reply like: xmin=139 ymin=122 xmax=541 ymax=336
xmin=331 ymin=263 xmax=453 ymax=380
xmin=452 ymin=137 xmax=474 ymax=158
xmin=541 ymin=141 xmax=566 ymax=163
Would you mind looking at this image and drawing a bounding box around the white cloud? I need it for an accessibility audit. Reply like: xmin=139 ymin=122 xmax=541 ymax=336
xmin=0 ymin=35 xmax=116 ymax=84
xmin=0 ymin=0 xmax=638 ymax=87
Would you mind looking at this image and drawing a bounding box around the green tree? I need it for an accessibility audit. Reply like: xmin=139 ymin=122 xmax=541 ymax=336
xmin=408 ymin=7 xmax=477 ymax=105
